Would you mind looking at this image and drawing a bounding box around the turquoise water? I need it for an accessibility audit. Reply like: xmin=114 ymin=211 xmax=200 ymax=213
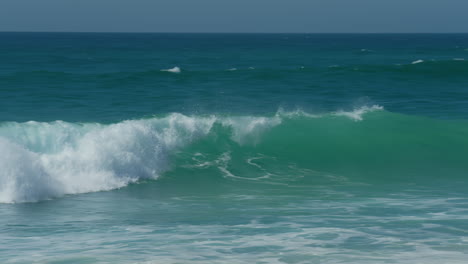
xmin=1 ymin=33 xmax=468 ymax=263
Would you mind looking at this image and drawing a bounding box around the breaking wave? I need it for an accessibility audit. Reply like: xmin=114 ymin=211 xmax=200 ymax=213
xmin=2 ymin=105 xmax=468 ymax=203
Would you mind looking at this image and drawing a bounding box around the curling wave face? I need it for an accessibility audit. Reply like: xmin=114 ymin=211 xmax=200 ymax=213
xmin=1 ymin=106 xmax=468 ymax=203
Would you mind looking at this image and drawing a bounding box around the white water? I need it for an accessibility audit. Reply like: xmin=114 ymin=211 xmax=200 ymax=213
xmin=0 ymin=114 xmax=215 ymax=203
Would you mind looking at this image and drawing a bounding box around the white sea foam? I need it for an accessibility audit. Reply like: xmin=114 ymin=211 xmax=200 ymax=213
xmin=0 ymin=138 xmax=62 ymax=203
xmin=161 ymin=66 xmax=181 ymax=73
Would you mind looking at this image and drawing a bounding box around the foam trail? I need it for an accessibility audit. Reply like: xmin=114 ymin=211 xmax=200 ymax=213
xmin=411 ymin=60 xmax=424 ymax=64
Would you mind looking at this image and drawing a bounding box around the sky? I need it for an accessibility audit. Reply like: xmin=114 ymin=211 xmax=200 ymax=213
xmin=0 ymin=0 xmax=467 ymax=33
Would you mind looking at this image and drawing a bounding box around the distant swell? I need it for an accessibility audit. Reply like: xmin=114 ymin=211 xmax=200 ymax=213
xmin=2 ymin=106 xmax=468 ymax=203
xmin=4 ymin=59 xmax=467 ymax=82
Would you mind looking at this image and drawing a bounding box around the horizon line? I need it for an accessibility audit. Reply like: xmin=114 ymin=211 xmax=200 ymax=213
xmin=1 ymin=31 xmax=468 ymax=34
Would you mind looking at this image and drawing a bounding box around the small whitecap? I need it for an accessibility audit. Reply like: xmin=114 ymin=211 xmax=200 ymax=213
xmin=161 ymin=66 xmax=181 ymax=73
xmin=453 ymin=58 xmax=465 ymax=61
xmin=411 ymin=60 xmax=424 ymax=64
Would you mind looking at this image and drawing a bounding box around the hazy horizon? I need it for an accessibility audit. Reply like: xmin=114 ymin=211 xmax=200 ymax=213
xmin=1 ymin=0 xmax=467 ymax=33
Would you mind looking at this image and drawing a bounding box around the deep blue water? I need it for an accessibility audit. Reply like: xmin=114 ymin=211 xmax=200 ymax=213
xmin=1 ymin=33 xmax=468 ymax=122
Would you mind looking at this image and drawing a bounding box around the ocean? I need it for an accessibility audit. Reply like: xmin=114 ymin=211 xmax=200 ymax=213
xmin=1 ymin=33 xmax=468 ymax=263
